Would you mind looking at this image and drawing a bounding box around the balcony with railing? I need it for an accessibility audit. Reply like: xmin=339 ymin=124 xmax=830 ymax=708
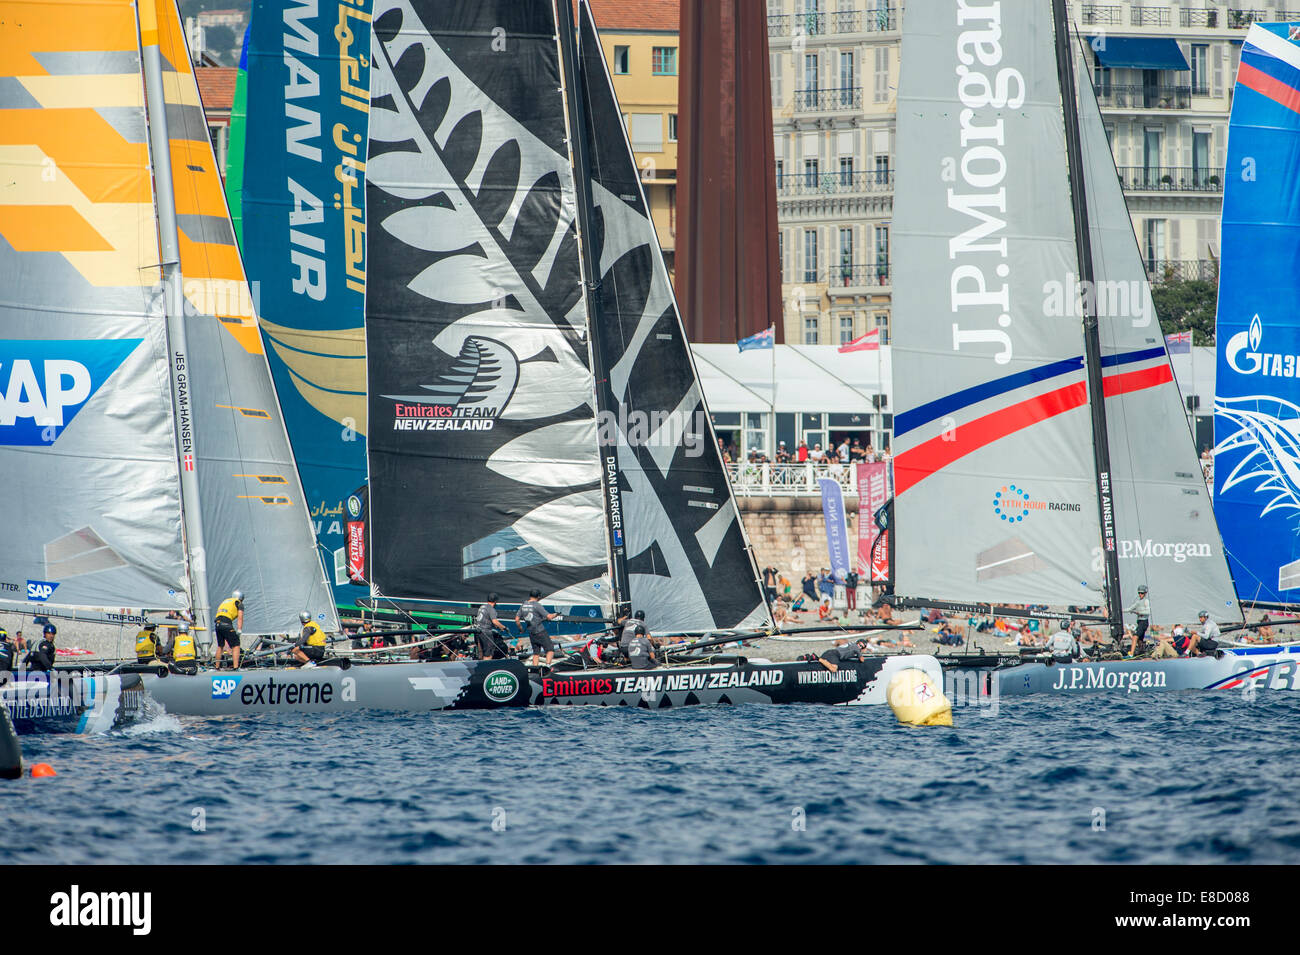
xmin=777 ymin=170 xmax=895 ymax=197
xmin=1180 ymin=7 xmax=1221 ymax=27
xmin=1117 ymin=165 xmax=1224 ymax=192
xmin=1093 ymin=83 xmax=1191 ymax=109
xmin=1081 ymin=4 xmax=1123 ymax=25
xmin=767 ymin=7 xmax=899 ymax=37
xmin=1145 ymin=259 xmax=1218 ymax=284
xmin=793 ymin=87 xmax=863 ymax=112
xmin=826 ymin=263 xmax=891 ymax=291
xmin=1130 ymin=4 xmax=1171 ymax=26
xmin=729 ymin=462 xmax=862 ymax=498
xmin=1228 ymin=8 xmax=1268 ymax=28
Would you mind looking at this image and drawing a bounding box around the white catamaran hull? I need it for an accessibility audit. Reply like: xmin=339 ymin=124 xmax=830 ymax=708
xmin=141 ymin=660 xmax=532 ymax=715
xmin=964 ymin=646 xmax=1300 ymax=696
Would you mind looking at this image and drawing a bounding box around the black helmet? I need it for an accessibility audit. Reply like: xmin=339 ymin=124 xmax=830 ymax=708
xmin=634 ymin=610 xmax=645 ymax=620
xmin=43 ymin=622 xmax=56 ymax=636
xmin=487 ymin=592 xmax=499 ymax=603
xmin=144 ymin=622 xmax=157 ymax=630
xmin=299 ymin=611 xmax=312 ymax=624
xmin=529 ymin=589 xmax=541 ymax=599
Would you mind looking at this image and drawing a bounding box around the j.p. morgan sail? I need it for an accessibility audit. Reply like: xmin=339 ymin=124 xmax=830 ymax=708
xmin=1073 ymin=47 xmax=1241 ymax=626
xmin=891 ymin=2 xmax=1105 ymax=608
xmin=0 ymin=0 xmax=336 ymax=635
xmin=1215 ymin=23 xmax=1300 ymax=607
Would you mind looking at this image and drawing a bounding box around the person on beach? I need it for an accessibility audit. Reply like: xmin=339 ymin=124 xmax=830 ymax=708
xmin=214 ymin=590 xmax=244 ymax=670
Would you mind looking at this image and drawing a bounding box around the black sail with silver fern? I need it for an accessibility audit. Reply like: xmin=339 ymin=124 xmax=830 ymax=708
xmin=576 ymin=3 xmax=770 ymax=632
xmin=364 ymin=0 xmax=611 ymax=608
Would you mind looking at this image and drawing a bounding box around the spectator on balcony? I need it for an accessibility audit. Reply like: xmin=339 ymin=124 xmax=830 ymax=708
xmin=809 ymin=443 xmax=826 ymax=464
xmin=776 ymin=441 xmax=790 ymax=463
xmin=796 ymin=441 xmax=809 ymax=463
xmin=836 ymin=438 xmax=850 ymax=463
xmin=850 ymin=439 xmax=867 ymax=463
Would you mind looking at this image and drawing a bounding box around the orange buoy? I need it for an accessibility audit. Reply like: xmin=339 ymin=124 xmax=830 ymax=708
xmin=30 ymin=763 xmax=56 ymax=778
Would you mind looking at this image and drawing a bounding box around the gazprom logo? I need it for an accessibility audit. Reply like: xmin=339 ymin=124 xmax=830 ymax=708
xmin=1226 ymin=314 xmax=1298 ymax=378
xmin=0 ymin=339 xmax=142 ymax=446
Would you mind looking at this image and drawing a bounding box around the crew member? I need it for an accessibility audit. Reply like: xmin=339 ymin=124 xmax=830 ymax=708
xmin=291 ymin=611 xmax=327 ymax=667
xmin=135 ymin=622 xmax=161 ymax=663
xmin=24 ymin=623 xmax=57 ymax=672
xmin=817 ymin=638 xmax=868 ymax=673
xmin=516 ymin=590 xmax=560 ymax=668
xmin=0 ymin=627 xmax=16 ymax=672
xmin=627 ymin=628 xmax=658 ymax=669
xmin=474 ymin=594 xmax=509 ymax=660
xmin=619 ymin=610 xmax=648 ymax=658
xmin=214 ymin=590 xmax=244 ymax=670
xmin=170 ymin=623 xmax=198 ymax=674
xmin=1125 ymin=585 xmax=1151 ymax=656
xmin=1195 ymin=611 xmax=1222 ymax=657
xmin=1045 ymin=619 xmax=1080 ymax=663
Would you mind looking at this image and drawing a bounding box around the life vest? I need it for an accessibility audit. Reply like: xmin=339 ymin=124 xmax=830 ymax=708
xmin=215 ymin=598 xmax=241 ymax=623
xmin=1172 ymin=628 xmax=1191 ymax=654
xmin=135 ymin=628 xmax=158 ymax=661
xmin=172 ymin=630 xmax=197 ymax=663
xmin=301 ymin=621 xmax=326 ymax=648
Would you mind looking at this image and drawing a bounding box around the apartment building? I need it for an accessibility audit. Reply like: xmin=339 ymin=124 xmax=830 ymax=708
xmin=768 ymin=1 xmax=1269 ymax=350
xmin=588 ymin=0 xmax=681 ymax=277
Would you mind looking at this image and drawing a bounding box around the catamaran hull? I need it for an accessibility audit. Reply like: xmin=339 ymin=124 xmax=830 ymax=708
xmin=529 ymin=655 xmax=943 ymax=707
xmin=948 ymin=646 xmax=1300 ymax=697
xmin=0 ymin=673 xmax=148 ymax=735
xmin=141 ymin=660 xmax=531 ymax=715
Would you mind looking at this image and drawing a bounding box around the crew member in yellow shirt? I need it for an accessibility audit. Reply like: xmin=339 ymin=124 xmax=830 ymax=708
xmin=214 ymin=590 xmax=244 ymax=669
xmin=291 ymin=611 xmax=327 ymax=668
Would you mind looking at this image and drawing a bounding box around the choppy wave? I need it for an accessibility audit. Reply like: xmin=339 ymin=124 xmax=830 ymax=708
xmin=5 ymin=694 xmax=1300 ymax=864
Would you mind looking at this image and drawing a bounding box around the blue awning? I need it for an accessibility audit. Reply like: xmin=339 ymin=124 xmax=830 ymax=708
xmin=1089 ymin=37 xmax=1190 ymax=70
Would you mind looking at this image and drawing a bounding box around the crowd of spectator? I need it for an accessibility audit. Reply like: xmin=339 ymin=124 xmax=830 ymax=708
xmin=720 ymin=436 xmax=892 ymax=470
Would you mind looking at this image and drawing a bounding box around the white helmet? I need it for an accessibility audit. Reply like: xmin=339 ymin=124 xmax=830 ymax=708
xmin=232 ymin=590 xmax=243 ymax=602
xmin=299 ymin=611 xmax=312 ymax=624
xmin=178 ymin=622 xmax=190 ymax=634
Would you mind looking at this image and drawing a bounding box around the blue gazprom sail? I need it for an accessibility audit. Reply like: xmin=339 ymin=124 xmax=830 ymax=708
xmin=1215 ymin=23 xmax=1300 ymax=605
xmin=240 ymin=0 xmax=372 ymax=609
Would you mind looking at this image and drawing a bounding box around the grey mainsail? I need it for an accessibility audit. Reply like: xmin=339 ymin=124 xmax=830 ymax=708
xmin=1073 ymin=46 xmax=1242 ymax=626
xmin=576 ymin=1 xmax=770 ymax=631
xmin=891 ymin=2 xmax=1105 ymax=607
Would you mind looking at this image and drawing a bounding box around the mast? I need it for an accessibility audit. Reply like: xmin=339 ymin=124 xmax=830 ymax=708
xmin=138 ymin=0 xmax=213 ymax=637
xmin=1052 ymin=0 xmax=1123 ymax=640
xmin=554 ymin=0 xmax=632 ymax=617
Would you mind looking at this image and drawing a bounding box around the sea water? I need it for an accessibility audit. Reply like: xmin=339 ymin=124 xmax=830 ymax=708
xmin=3 ymin=693 xmax=1298 ymax=864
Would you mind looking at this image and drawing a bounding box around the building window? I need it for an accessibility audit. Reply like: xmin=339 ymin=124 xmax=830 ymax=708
xmin=839 ymin=156 xmax=853 ymax=185
xmin=629 ymin=113 xmax=663 ymax=152
xmin=803 ymin=315 xmax=820 ymax=345
xmin=874 ymin=154 xmax=890 ymax=184
xmin=803 ymin=228 xmax=818 ymax=282
xmin=614 ymin=45 xmax=630 ymax=75
xmin=874 ymin=312 xmax=889 ymax=345
xmin=839 ymin=313 xmax=854 ymax=344
xmin=777 ymin=231 xmax=784 ymax=281
xmin=873 ymin=46 xmax=890 ymax=103
xmin=744 ymin=412 xmax=769 ymax=459
xmin=1190 ymin=44 xmax=1208 ymax=94
xmin=804 ymin=53 xmax=818 ymax=91
xmin=652 ymin=46 xmax=677 ymax=76
xmin=1144 ymin=219 xmax=1166 ymax=269
xmin=775 ymin=159 xmax=784 ymax=187
xmin=803 ymin=157 xmax=819 ymax=186
xmin=838 ymin=227 xmax=853 ymax=285
xmin=668 ymin=112 xmax=678 ymax=142
xmin=874 ymin=225 xmax=889 ymax=281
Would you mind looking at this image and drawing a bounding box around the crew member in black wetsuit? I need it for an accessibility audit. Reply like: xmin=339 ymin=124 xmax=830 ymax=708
xmin=24 ymin=623 xmax=57 ymax=672
xmin=817 ymin=638 xmax=868 ymax=673
xmin=474 ymin=594 xmax=510 ymax=660
xmin=617 ymin=610 xmax=648 ymax=663
xmin=516 ymin=590 xmax=560 ymax=668
xmin=0 ymin=627 xmax=16 ymax=672
xmin=291 ymin=611 xmax=327 ymax=667
xmin=627 ymin=629 xmax=658 ymax=669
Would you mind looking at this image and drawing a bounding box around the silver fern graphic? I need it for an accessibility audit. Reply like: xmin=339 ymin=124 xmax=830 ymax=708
xmin=383 ymin=336 xmax=519 ymax=412
xmin=1214 ymin=394 xmax=1300 ymax=516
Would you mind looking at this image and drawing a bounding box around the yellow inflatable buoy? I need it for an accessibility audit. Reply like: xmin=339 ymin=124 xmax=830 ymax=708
xmin=887 ymin=667 xmax=954 ymax=727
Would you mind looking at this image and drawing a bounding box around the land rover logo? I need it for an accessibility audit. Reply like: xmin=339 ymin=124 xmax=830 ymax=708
xmin=347 ymin=495 xmax=362 ymax=518
xmin=484 ymin=670 xmax=519 ymax=702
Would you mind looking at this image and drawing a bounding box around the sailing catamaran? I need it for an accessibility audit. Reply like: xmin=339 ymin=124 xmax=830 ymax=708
xmin=888 ymin=0 xmax=1298 ymax=696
